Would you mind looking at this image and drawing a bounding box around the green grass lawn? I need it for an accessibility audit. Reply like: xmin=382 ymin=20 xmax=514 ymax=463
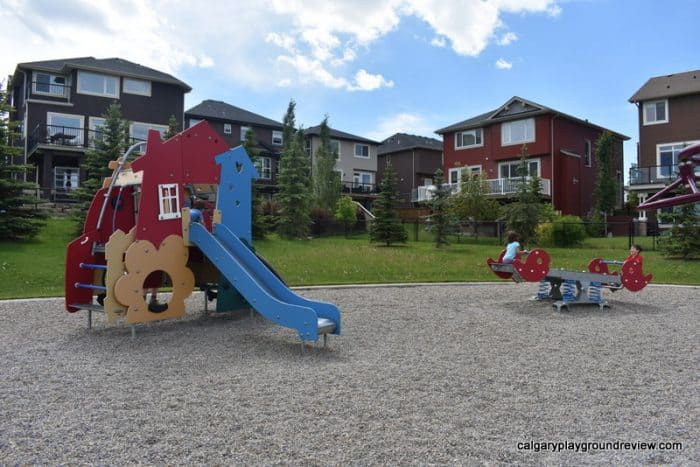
xmin=0 ymin=218 xmax=698 ymax=299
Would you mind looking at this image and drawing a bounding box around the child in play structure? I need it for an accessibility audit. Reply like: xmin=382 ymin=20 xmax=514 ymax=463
xmin=502 ymin=231 xmax=528 ymax=263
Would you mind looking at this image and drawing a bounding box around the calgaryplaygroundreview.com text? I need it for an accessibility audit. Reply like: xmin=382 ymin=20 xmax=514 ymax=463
xmin=517 ymin=440 xmax=683 ymax=453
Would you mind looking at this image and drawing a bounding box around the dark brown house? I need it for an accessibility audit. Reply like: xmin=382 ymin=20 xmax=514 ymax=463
xmin=377 ymin=133 xmax=443 ymax=207
xmin=7 ymin=57 xmax=191 ymax=201
xmin=185 ymin=100 xmax=284 ymax=198
xmin=628 ymin=69 xmax=700 ymax=227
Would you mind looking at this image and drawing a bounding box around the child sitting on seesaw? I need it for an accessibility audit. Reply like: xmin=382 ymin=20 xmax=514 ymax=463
xmin=502 ymin=231 xmax=529 ymax=263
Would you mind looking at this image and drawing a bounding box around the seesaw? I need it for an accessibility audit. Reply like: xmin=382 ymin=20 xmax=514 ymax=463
xmin=487 ymin=249 xmax=652 ymax=311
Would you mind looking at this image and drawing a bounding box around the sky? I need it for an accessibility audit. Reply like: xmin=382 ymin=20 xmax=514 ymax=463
xmin=1 ymin=0 xmax=698 ymax=181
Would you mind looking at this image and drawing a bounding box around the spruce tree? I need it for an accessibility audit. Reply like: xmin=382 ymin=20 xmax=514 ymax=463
xmin=369 ymin=160 xmax=407 ymax=246
xmin=657 ymin=199 xmax=700 ymax=259
xmin=592 ymin=130 xmax=618 ymax=235
xmin=425 ymin=168 xmax=451 ymax=247
xmin=276 ymin=101 xmax=311 ymax=239
xmin=0 ymin=84 xmax=46 ymax=240
xmin=72 ymin=102 xmax=129 ymax=232
xmin=242 ymin=128 xmax=268 ymax=239
xmin=312 ymin=116 xmax=341 ymax=211
xmin=163 ymin=115 xmax=179 ymax=139
xmin=501 ymin=144 xmax=544 ymax=244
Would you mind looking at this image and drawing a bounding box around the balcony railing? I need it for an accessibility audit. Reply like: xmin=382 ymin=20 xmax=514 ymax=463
xmin=629 ymin=164 xmax=700 ymax=185
xmin=412 ymin=177 xmax=551 ymax=202
xmin=28 ymin=123 xmax=145 ymax=154
xmin=342 ymin=181 xmax=379 ymax=195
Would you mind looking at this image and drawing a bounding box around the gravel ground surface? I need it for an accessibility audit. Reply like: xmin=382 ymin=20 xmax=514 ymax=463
xmin=0 ymin=283 xmax=697 ymax=465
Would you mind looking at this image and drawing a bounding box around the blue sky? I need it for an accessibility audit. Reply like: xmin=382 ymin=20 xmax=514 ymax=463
xmin=1 ymin=0 xmax=698 ymax=181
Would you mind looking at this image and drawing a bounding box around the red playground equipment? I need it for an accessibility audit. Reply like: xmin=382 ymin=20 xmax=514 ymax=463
xmin=64 ymin=121 xmax=340 ymax=346
xmin=487 ymin=248 xmax=652 ymax=311
xmin=638 ymin=142 xmax=700 ymax=210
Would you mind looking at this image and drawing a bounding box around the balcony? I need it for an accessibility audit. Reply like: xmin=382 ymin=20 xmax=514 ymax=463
xmin=342 ymin=181 xmax=379 ymax=196
xmin=629 ymin=164 xmax=700 ymax=186
xmin=27 ymin=124 xmax=145 ymax=156
xmin=412 ymin=177 xmax=551 ymax=202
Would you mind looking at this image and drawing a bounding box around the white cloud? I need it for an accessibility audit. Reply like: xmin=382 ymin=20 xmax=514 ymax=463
xmin=0 ymin=0 xmax=560 ymax=93
xmin=348 ymin=69 xmax=395 ymax=92
xmin=431 ymin=36 xmax=447 ymax=48
xmin=367 ymin=112 xmax=438 ymax=141
xmin=497 ymin=31 xmax=518 ymax=45
xmin=496 ymin=58 xmax=513 ymax=69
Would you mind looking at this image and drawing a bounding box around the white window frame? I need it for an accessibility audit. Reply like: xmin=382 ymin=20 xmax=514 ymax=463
xmin=584 ymin=139 xmax=592 ymax=167
xmin=354 ymin=143 xmax=370 ymax=159
xmin=498 ymin=159 xmax=541 ymax=179
xmin=188 ymin=118 xmax=202 ymax=128
xmin=656 ymin=140 xmax=700 ymax=179
xmin=353 ymin=171 xmax=373 ymax=187
xmin=223 ymin=123 xmax=232 ymax=135
xmin=501 ymin=118 xmax=535 ymax=146
xmin=455 ymin=128 xmax=483 ymax=149
xmin=157 ymin=184 xmax=181 ymax=220
xmin=255 ymin=157 xmax=272 ymax=179
xmin=643 ymin=99 xmax=669 ymax=125
xmin=54 ymin=166 xmax=79 ymax=191
xmin=33 ymin=72 xmax=66 ymax=97
xmin=122 ymin=78 xmax=151 ymax=96
xmin=272 ymin=130 xmax=283 ymax=146
xmin=130 ymin=122 xmax=168 ymax=142
xmin=89 ymin=116 xmax=106 ymax=145
xmin=77 ymin=71 xmax=119 ymax=98
xmin=47 ymin=112 xmax=84 ymax=145
xmin=240 ymin=126 xmax=251 ymax=141
xmin=448 ymin=167 xmax=462 ymax=185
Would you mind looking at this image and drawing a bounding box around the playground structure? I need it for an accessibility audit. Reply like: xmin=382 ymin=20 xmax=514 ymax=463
xmin=65 ymin=122 xmax=340 ymax=346
xmin=637 ymin=142 xmax=700 ymax=210
xmin=487 ymin=249 xmax=652 ymax=311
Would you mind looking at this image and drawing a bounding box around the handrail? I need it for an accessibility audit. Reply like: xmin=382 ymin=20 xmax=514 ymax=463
xmin=96 ymin=141 xmax=147 ymax=230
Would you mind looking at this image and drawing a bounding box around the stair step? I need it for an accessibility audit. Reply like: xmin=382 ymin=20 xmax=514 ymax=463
xmin=317 ymin=318 xmax=336 ymax=335
xmin=70 ymin=303 xmax=105 ymax=312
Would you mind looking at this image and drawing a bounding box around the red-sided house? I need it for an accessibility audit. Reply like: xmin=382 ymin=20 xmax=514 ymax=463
xmin=435 ymin=97 xmax=629 ymax=218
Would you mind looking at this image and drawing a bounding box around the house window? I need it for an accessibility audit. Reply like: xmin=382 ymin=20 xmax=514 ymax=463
xmin=354 ymin=144 xmax=370 ymax=158
xmin=130 ymin=122 xmax=168 ymax=142
xmin=54 ymin=167 xmax=79 ymax=191
xmin=89 ymin=117 xmax=106 ymax=145
xmin=123 ymin=78 xmax=151 ymax=96
xmin=584 ymin=139 xmax=592 ymax=167
xmin=657 ymin=141 xmax=700 ymax=178
xmin=499 ymin=159 xmax=540 ymax=179
xmin=330 ymin=140 xmax=341 ymax=157
xmin=33 ymin=73 xmax=66 ymax=97
xmin=448 ymin=167 xmax=462 ymax=185
xmin=77 ymin=71 xmax=119 ymax=98
xmin=353 ymin=171 xmax=373 ymax=190
xmin=240 ymin=126 xmax=251 ymax=141
xmin=643 ymin=100 xmax=668 ymax=125
xmin=223 ymin=123 xmax=232 ymax=135
xmin=47 ymin=112 xmax=84 ymax=145
xmin=272 ymin=130 xmax=283 ymax=146
xmin=255 ymin=157 xmax=272 ymax=179
xmin=455 ymin=128 xmax=483 ymax=149
xmin=188 ymin=118 xmax=202 ymax=128
xmin=157 ymin=184 xmax=181 ymax=220
xmin=501 ymin=118 xmax=535 ymax=146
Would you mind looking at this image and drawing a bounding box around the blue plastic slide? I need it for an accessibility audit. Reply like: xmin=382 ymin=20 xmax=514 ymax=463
xmin=189 ymin=222 xmax=340 ymax=342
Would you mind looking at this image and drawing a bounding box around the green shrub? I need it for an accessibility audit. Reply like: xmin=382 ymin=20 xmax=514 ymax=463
xmin=548 ymin=215 xmax=587 ymax=247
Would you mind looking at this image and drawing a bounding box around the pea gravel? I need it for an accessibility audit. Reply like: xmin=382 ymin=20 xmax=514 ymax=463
xmin=0 ymin=283 xmax=697 ymax=465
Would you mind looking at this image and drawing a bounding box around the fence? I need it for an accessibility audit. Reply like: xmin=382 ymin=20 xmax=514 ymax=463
xmin=307 ymin=216 xmax=662 ymax=250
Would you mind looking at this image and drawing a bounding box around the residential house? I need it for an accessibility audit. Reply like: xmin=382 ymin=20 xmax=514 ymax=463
xmin=185 ymin=100 xmax=285 ymax=198
xmin=377 ymin=133 xmax=443 ymax=207
xmin=7 ymin=57 xmax=190 ymax=201
xmin=628 ymin=69 xmax=700 ymax=229
xmin=304 ymin=125 xmax=380 ymax=207
xmin=435 ymin=96 xmax=629 ymax=218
